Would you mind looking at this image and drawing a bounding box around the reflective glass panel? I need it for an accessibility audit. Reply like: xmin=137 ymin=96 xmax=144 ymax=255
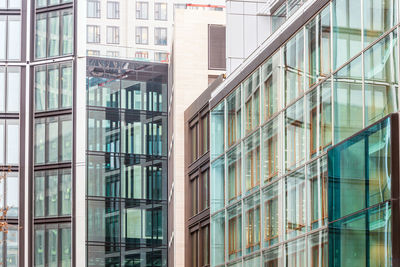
xmin=211 ymin=102 xmax=225 ymax=160
xmin=227 ymin=145 xmax=241 ymax=203
xmin=210 ymin=156 xmax=224 ymax=213
xmin=285 ymin=30 xmax=304 ymax=105
xmin=285 ymin=168 xmax=305 ymax=239
xmin=262 ymin=52 xmax=280 ymax=121
xmin=211 ymin=211 xmax=225 ymax=266
xmin=285 ymin=98 xmax=305 ymax=170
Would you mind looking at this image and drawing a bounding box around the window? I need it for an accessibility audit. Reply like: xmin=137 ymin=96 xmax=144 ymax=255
xmin=307 ymin=158 xmax=327 ymax=231
xmin=106 ymin=26 xmax=120 ymax=44
xmin=244 ymin=194 xmax=260 ymax=254
xmin=0 ymin=15 xmax=21 ymax=61
xmin=306 ymin=6 xmax=331 ymax=88
xmin=34 ymin=223 xmax=71 ymax=267
xmin=227 ymin=145 xmax=241 ymax=202
xmin=0 ymin=0 xmax=21 ymax=9
xmin=210 ymin=211 xmax=225 ymax=266
xmin=136 ymin=51 xmax=149 ymax=59
xmin=34 ymin=169 xmax=71 ymax=218
xmin=154 ymin=27 xmax=167 ymax=45
xmin=244 ymin=70 xmax=260 ymax=134
xmin=35 ymin=63 xmax=73 ymax=111
xmin=262 ymin=116 xmax=279 ymax=183
xmin=210 ymin=156 xmax=224 ymax=213
xmin=107 ymin=1 xmax=120 ymax=19
xmin=87 ymin=25 xmax=100 ymax=43
xmin=136 ymin=27 xmax=148 ymax=44
xmin=87 ymin=50 xmax=100 ymax=56
xmin=286 ymin=238 xmax=306 ymax=267
xmin=36 ymin=0 xmax=73 ymax=8
xmin=0 ymin=226 xmax=18 ymax=267
xmin=191 ymin=177 xmax=198 ymax=216
xmin=307 ymin=81 xmax=332 ymax=159
xmin=34 ymin=115 xmax=72 ymax=165
xmin=190 ymin=123 xmax=198 ymax=163
xmin=87 ymin=0 xmax=100 ymax=18
xmin=285 ymin=98 xmax=305 ymax=171
xmin=228 ymin=204 xmax=241 ymax=260
xmin=106 ymin=51 xmax=119 ymax=57
xmin=154 ymin=2 xmax=167 ymax=20
xmin=210 ymin=102 xmax=224 ymax=160
xmin=284 ymin=30 xmax=304 ymax=105
xmin=227 ymin=87 xmax=241 ymax=147
xmin=190 ymin=225 xmax=210 ymax=267
xmin=364 ymin=0 xmax=396 ymax=46
xmin=191 ymin=231 xmax=198 ymax=267
xmin=201 ymin=115 xmax=209 ymax=154
xmin=201 ymin=170 xmax=209 ymax=211
xmin=262 ymin=52 xmax=280 ymax=121
xmin=0 ymin=120 xmax=19 ymax=165
xmin=244 ymin=131 xmax=260 ymax=193
xmin=285 ymin=168 xmax=305 ymax=239
xmin=154 ymin=52 xmax=168 ymax=62
xmin=136 ymin=2 xmax=148 ymax=19
xmin=308 ymin=231 xmax=328 ymax=267
xmin=0 ymin=66 xmax=20 ymax=113
xmin=35 ymin=9 xmax=73 ymax=59
xmin=0 ymin=172 xmax=19 ymax=218
xmin=263 ymin=181 xmax=281 ymax=248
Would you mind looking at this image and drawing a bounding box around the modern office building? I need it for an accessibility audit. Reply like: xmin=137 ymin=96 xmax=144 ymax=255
xmin=168 ymin=7 xmax=225 ymax=267
xmin=86 ymin=0 xmax=225 ymax=62
xmin=184 ymin=0 xmax=400 ymax=266
xmin=86 ymin=57 xmax=168 ymax=266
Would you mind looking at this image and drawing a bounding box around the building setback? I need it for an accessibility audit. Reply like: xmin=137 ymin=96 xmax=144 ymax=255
xmin=168 ymin=7 xmax=226 ymax=267
xmin=185 ymin=0 xmax=400 ymax=266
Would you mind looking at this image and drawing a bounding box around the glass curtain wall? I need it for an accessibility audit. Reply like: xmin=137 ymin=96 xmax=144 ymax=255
xmin=209 ymin=0 xmax=399 ymax=265
xmin=0 ymin=1 xmax=22 ymax=265
xmin=33 ymin=1 xmax=74 ymax=266
xmin=86 ymin=59 xmax=168 ymax=266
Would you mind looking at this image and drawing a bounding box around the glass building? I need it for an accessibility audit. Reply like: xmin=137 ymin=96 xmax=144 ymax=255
xmin=86 ymin=57 xmax=168 ymax=266
xmin=207 ymin=0 xmax=400 ymax=266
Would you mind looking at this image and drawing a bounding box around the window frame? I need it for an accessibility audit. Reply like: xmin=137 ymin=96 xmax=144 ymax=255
xmin=135 ymin=26 xmax=148 ymax=45
xmin=154 ymin=2 xmax=167 ymax=21
xmin=87 ymin=0 xmax=101 ymax=18
xmin=154 ymin=27 xmax=167 ymax=46
xmin=87 ymin=25 xmax=100 ymax=43
xmin=106 ymin=26 xmax=120 ymax=44
xmin=136 ymin=1 xmax=149 ymax=20
xmin=107 ymin=1 xmax=120 ymax=19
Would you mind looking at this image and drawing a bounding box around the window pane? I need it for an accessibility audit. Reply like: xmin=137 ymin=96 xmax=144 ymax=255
xmin=285 ymin=30 xmax=304 ymax=105
xmin=244 ymin=193 xmax=260 ymax=254
xmin=210 ymin=156 xmax=224 ymax=213
xmin=308 ymin=231 xmax=328 ymax=267
xmin=61 ymin=226 xmax=72 ymax=266
xmin=6 ymin=121 xmax=19 ymax=165
xmin=210 ymin=102 xmax=224 ymax=160
xmin=48 ymin=66 xmax=59 ymax=110
xmin=35 ymin=66 xmax=46 ymax=111
xmin=227 ymin=145 xmax=241 ymax=203
xmin=7 ymin=67 xmax=20 ymax=112
xmin=332 ymin=0 xmax=362 ymax=70
xmin=48 ymin=120 xmax=59 ymax=163
xmin=263 ymin=181 xmax=282 ymax=248
xmin=227 ymin=204 xmax=242 ymax=260
xmin=35 ymin=173 xmax=45 ymax=217
xmin=61 ymin=170 xmax=71 ymax=215
xmin=262 ymin=52 xmax=280 ymax=121
xmin=211 ymin=211 xmax=225 ymax=266
xmin=286 ymin=238 xmax=306 ymax=267
xmin=364 ymin=32 xmax=398 ymax=126
xmin=36 ymin=0 xmax=46 ymax=8
xmin=333 ymin=55 xmax=363 ymax=143
xmin=61 ymin=118 xmax=72 ymax=162
xmin=244 ymin=131 xmax=260 ymax=193
xmin=49 ymin=12 xmax=60 ymax=57
xmin=6 ymin=228 xmax=18 ymax=267
xmin=7 ymin=173 xmax=18 ymax=217
xmin=7 ymin=16 xmax=21 ymax=60
xmin=0 ymin=16 xmax=6 ymax=60
xmin=62 ymin=10 xmax=73 ymax=55
xmin=35 ymin=121 xmax=45 ymax=164
xmin=8 ymin=0 xmax=21 ymax=9
xmin=227 ymin=87 xmax=241 ymax=147
xmin=61 ymin=64 xmax=72 ymax=108
xmin=285 ymin=168 xmax=305 ymax=239
xmin=36 ymin=14 xmax=47 ymax=59
xmin=47 ymin=228 xmax=58 ymax=266
xmin=0 ymin=121 xmax=4 ymax=164
xmin=285 ymin=98 xmax=305 ymax=170
xmin=262 ymin=116 xmax=280 ymax=183
xmin=47 ymin=173 xmax=58 ymax=216
xmin=364 ymin=0 xmax=397 ymax=46
xmin=0 ymin=67 xmax=5 ymax=112
xmin=35 ymin=228 xmax=45 ymax=266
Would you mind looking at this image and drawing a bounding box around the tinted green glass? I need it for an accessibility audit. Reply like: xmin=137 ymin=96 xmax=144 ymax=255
xmin=35 ymin=13 xmax=47 ymax=59
xmin=227 ymin=145 xmax=241 ymax=203
xmin=285 ymin=30 xmax=304 ymax=105
xmin=285 ymin=168 xmax=305 ymax=239
xmin=329 ymin=203 xmax=391 ymax=267
xmin=210 ymin=102 xmax=224 ymax=160
xmin=285 ymin=98 xmax=305 ymax=170
xmin=211 ymin=211 xmax=225 ymax=266
xmin=328 ymin=117 xmax=391 ymax=221
xmin=262 ymin=51 xmax=280 ymax=121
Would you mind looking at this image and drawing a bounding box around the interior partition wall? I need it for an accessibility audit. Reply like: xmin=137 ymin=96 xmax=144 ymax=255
xmin=86 ymin=57 xmax=168 ymax=267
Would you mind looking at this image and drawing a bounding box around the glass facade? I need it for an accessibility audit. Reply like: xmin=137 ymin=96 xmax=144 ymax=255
xmin=86 ymin=58 xmax=168 ymax=266
xmin=32 ymin=1 xmax=74 ymax=266
xmin=210 ymin=1 xmax=399 ymax=266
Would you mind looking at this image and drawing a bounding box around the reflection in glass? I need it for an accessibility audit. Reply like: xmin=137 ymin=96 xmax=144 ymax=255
xmin=210 ymin=156 xmax=224 ymax=213
xmin=285 ymin=98 xmax=305 ymax=170
xmin=285 ymin=168 xmax=305 ymax=239
xmin=262 ymin=116 xmax=280 ymax=183
xmin=7 ymin=16 xmax=21 ymax=60
xmin=227 ymin=87 xmax=241 ymax=147
xmin=286 ymin=238 xmax=306 ymax=267
xmin=285 ymin=30 xmax=304 ymax=105
xmin=263 ymin=181 xmax=281 ymax=248
xmin=308 ymin=157 xmax=328 ymax=230
xmin=7 ymin=67 xmax=20 ymax=112
xmin=262 ymin=52 xmax=280 ymax=121
xmin=227 ymin=145 xmax=241 ymax=202
xmin=364 ymin=32 xmax=398 ymax=125
xmin=244 ymin=131 xmax=260 ymax=193
xmin=211 ymin=211 xmax=225 ymax=266
xmin=228 ymin=204 xmax=242 ymax=261
xmin=244 ymin=193 xmax=260 ymax=254
xmin=211 ymin=102 xmax=225 ymax=160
